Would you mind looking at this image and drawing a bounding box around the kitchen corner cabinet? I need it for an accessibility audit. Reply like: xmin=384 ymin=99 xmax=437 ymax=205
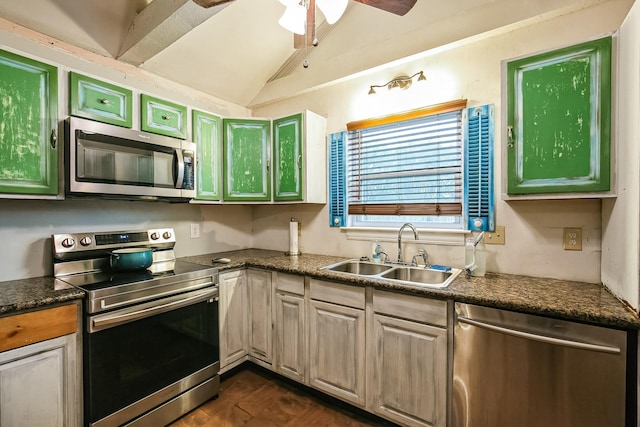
xmin=223 ymin=118 xmax=271 ymax=201
xmin=0 ymin=303 xmax=81 ymax=427
xmin=308 ymin=279 xmax=366 ymax=407
xmin=369 ymin=291 xmax=448 ymax=427
xmin=140 ymin=94 xmax=187 ymax=139
xmin=193 ymin=110 xmax=223 ymax=201
xmin=69 ymin=71 xmax=133 ymax=128
xmin=273 ymin=110 xmax=327 ymax=203
xmin=0 ymin=49 xmax=58 ymax=196
xmin=247 ymin=269 xmax=273 ymax=366
xmin=219 ymin=270 xmax=248 ymax=372
xmin=274 ymin=273 xmax=306 ymax=382
xmin=504 ymin=36 xmax=612 ymax=198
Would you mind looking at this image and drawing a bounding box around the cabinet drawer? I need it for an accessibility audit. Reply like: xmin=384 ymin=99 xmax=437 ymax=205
xmin=309 ymin=279 xmax=364 ymax=309
xmin=275 ymin=273 xmax=304 ymax=295
xmin=69 ymin=72 xmax=133 ymax=128
xmin=141 ymin=94 xmax=187 ymax=139
xmin=0 ymin=304 xmax=78 ymax=353
xmin=373 ymin=289 xmax=448 ymax=327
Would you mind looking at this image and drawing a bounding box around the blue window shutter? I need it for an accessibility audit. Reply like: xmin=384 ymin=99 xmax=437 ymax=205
xmin=328 ymin=131 xmax=347 ymax=227
xmin=464 ymin=105 xmax=494 ymax=231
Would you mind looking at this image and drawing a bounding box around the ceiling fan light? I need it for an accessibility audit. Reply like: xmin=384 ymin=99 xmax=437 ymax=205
xmin=279 ymin=4 xmax=307 ymax=35
xmin=317 ymin=0 xmax=348 ymax=24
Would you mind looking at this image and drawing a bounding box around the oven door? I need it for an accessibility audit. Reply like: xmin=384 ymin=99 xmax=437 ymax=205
xmin=84 ymin=286 xmax=219 ymax=427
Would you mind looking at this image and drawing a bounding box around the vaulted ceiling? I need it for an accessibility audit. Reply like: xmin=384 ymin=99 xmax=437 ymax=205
xmin=0 ymin=0 xmax=627 ymax=108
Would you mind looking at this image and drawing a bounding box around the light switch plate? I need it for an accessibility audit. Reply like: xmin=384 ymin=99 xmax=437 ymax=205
xmin=563 ymin=227 xmax=582 ymax=251
xmin=484 ymin=226 xmax=505 ymax=245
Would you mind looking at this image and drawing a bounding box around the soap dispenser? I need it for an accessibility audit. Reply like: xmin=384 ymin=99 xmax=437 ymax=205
xmin=372 ymin=241 xmax=382 ymax=263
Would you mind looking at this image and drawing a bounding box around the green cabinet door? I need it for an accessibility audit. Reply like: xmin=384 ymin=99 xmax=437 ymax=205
xmin=223 ymin=118 xmax=271 ymax=201
xmin=69 ymin=72 xmax=132 ymax=128
xmin=193 ymin=109 xmax=222 ymax=201
xmin=273 ymin=113 xmax=303 ymax=201
xmin=506 ymin=36 xmax=611 ymax=195
xmin=140 ymin=94 xmax=187 ymax=139
xmin=0 ymin=50 xmax=58 ymax=195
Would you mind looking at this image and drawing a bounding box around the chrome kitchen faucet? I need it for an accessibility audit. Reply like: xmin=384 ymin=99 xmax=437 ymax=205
xmin=397 ymin=223 xmax=419 ymax=263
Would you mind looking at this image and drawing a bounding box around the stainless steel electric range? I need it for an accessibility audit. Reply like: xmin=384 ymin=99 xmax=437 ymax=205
xmin=53 ymin=228 xmax=220 ymax=427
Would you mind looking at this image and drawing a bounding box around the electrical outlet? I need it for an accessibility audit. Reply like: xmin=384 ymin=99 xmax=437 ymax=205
xmin=563 ymin=227 xmax=582 ymax=251
xmin=190 ymin=223 xmax=200 ymax=239
xmin=484 ymin=226 xmax=505 ymax=245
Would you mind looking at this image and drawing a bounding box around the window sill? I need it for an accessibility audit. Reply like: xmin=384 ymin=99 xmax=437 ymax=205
xmin=342 ymin=226 xmax=469 ymax=246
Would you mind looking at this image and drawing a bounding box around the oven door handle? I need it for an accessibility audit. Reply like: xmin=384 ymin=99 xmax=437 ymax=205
xmin=90 ymin=287 xmax=218 ymax=333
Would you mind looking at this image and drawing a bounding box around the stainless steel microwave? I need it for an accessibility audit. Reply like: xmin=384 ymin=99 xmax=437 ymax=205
xmin=65 ymin=117 xmax=196 ymax=201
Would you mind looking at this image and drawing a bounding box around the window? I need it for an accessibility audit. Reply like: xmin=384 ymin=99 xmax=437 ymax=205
xmin=329 ymin=100 xmax=494 ymax=231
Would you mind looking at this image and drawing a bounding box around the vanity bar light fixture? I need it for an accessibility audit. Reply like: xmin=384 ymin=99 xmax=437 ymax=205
xmin=368 ymin=70 xmax=426 ymax=95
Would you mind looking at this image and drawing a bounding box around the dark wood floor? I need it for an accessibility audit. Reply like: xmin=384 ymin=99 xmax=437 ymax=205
xmin=169 ymin=366 xmax=397 ymax=427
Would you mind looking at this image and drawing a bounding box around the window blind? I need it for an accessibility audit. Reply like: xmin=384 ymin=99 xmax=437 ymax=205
xmin=346 ymin=108 xmax=464 ymax=216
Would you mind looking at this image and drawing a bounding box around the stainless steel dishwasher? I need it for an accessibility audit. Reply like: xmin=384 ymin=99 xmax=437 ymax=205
xmin=452 ymin=302 xmax=632 ymax=427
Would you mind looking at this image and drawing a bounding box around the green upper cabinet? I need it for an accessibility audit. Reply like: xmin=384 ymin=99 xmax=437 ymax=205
xmin=273 ymin=113 xmax=303 ymax=201
xmin=223 ymin=118 xmax=271 ymax=202
xmin=0 ymin=49 xmax=58 ymax=196
xmin=69 ymin=72 xmax=132 ymax=128
xmin=505 ymin=36 xmax=612 ymax=197
xmin=193 ymin=109 xmax=222 ymax=201
xmin=140 ymin=94 xmax=187 ymax=139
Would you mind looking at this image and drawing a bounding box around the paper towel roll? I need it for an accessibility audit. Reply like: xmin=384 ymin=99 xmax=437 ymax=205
xmin=289 ymin=220 xmax=300 ymax=255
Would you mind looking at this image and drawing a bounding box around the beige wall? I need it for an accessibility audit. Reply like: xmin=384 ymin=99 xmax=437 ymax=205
xmin=602 ymin=0 xmax=640 ymax=310
xmin=252 ymin=0 xmax=632 ymax=286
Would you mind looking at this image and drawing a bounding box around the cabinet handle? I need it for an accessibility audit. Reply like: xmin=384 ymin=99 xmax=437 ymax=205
xmin=162 ymin=114 xmax=170 ymax=120
xmin=507 ymin=126 xmax=514 ymax=148
xmin=298 ymin=154 xmax=302 ymax=169
xmin=50 ymin=128 xmax=57 ymax=149
xmin=100 ymin=98 xmax=109 ymax=105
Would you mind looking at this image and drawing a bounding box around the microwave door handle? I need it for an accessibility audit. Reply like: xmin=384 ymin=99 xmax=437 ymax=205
xmin=175 ymin=149 xmax=185 ymax=189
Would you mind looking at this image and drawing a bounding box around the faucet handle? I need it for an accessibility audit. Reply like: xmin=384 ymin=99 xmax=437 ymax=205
xmin=412 ymin=248 xmax=430 ymax=267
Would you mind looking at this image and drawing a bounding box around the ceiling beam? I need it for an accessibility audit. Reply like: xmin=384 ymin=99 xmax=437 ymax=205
xmin=117 ymin=0 xmax=234 ymax=65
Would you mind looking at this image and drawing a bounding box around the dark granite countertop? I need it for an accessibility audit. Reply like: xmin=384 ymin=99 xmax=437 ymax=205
xmin=0 ymin=277 xmax=84 ymax=315
xmin=184 ymin=248 xmax=640 ymax=330
xmin=2 ymin=248 xmax=638 ymax=330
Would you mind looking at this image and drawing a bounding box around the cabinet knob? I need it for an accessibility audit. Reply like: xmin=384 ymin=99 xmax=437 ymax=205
xmin=100 ymin=98 xmax=110 ymax=105
xmin=161 ymin=114 xmax=170 ymax=120
xmin=50 ymin=129 xmax=57 ymax=149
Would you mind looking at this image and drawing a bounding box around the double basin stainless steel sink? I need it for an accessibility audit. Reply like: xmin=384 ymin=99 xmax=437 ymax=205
xmin=320 ymin=259 xmax=461 ymax=288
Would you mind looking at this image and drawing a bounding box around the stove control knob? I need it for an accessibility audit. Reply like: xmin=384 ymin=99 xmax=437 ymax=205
xmin=163 ymin=231 xmax=172 ymax=240
xmin=61 ymin=238 xmax=75 ymax=248
xmin=80 ymin=237 xmax=92 ymax=246
xmin=150 ymin=232 xmax=160 ymax=240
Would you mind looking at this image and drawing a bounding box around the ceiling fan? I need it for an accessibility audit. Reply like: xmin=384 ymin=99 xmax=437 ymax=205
xmin=289 ymin=0 xmax=417 ymax=49
xmin=192 ymin=0 xmax=417 ymax=48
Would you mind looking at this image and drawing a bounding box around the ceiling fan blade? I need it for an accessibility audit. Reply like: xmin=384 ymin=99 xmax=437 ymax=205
xmin=353 ymin=0 xmax=417 ymax=16
xmin=294 ymin=0 xmax=316 ymax=49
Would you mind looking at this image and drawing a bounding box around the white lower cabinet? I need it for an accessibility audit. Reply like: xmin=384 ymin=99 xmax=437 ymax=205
xmin=274 ymin=273 xmax=306 ymax=382
xmin=308 ymin=279 xmax=366 ymax=407
xmin=219 ymin=269 xmax=248 ymax=372
xmin=369 ymin=290 xmax=449 ymax=427
xmin=247 ymin=269 xmax=273 ymax=366
xmin=0 ymin=303 xmax=81 ymax=427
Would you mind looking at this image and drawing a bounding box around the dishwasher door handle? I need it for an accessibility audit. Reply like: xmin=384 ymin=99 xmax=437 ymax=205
xmin=457 ymin=316 xmax=621 ymax=355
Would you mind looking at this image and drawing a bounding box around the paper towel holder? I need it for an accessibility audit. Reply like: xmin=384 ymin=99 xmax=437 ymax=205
xmin=286 ymin=217 xmax=302 ymax=257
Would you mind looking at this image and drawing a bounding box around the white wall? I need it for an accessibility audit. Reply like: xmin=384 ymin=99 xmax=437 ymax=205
xmin=602 ymin=0 xmax=640 ymax=310
xmin=252 ymin=0 xmax=632 ymax=285
xmin=0 ymin=20 xmax=255 ymax=282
